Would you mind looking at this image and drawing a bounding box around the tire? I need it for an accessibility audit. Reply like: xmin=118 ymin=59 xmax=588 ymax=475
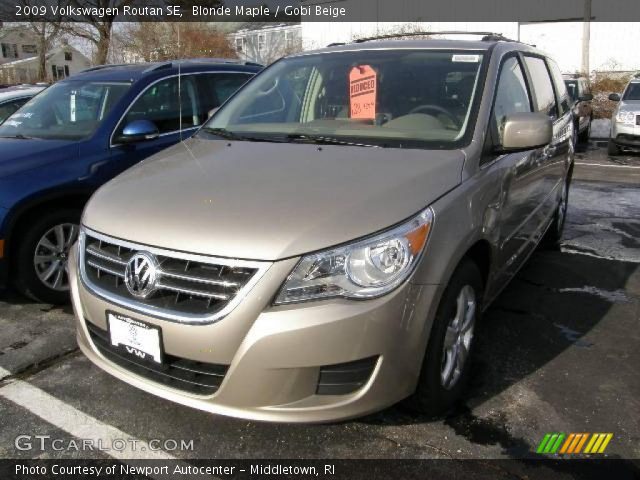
xmin=13 ymin=209 xmax=81 ymax=304
xmin=404 ymin=259 xmax=483 ymax=417
xmin=540 ymin=179 xmax=569 ymax=249
xmin=577 ymin=118 xmax=591 ymax=145
xmin=608 ymin=139 xmax=620 ymax=156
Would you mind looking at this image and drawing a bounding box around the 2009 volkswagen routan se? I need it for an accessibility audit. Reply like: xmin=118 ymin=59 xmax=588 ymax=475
xmin=70 ymin=34 xmax=574 ymax=422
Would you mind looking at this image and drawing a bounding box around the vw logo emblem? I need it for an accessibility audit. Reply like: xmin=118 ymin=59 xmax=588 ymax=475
xmin=124 ymin=252 xmax=158 ymax=299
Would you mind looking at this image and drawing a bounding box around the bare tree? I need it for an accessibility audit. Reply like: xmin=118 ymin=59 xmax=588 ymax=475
xmin=63 ymin=0 xmax=134 ymax=65
xmin=17 ymin=0 xmax=64 ymax=81
xmin=119 ymin=22 xmax=235 ymax=63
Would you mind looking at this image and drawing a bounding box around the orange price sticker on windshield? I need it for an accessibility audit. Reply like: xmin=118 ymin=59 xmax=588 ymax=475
xmin=349 ymin=65 xmax=377 ymax=120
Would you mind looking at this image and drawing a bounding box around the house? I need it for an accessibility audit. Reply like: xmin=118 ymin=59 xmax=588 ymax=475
xmin=0 ymin=44 xmax=91 ymax=84
xmin=229 ymin=23 xmax=302 ymax=64
xmin=0 ymin=26 xmax=39 ymax=66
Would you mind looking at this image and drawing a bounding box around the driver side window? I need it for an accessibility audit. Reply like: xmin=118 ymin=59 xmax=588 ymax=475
xmin=493 ymin=56 xmax=532 ymax=134
xmin=116 ymin=76 xmax=200 ymax=139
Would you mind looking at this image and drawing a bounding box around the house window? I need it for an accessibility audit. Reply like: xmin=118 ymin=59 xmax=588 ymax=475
xmin=64 ymin=65 xmax=70 ymax=77
xmin=235 ymin=37 xmax=244 ymax=53
xmin=1 ymin=43 xmax=18 ymax=59
xmin=64 ymin=51 xmax=72 ymax=61
xmin=258 ymin=34 xmax=265 ymax=52
xmin=51 ymin=64 xmax=57 ymax=80
xmin=22 ymin=44 xmax=37 ymax=54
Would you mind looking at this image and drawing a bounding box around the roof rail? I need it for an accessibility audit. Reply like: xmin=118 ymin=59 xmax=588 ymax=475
xmin=80 ymin=63 xmax=140 ymax=73
xmin=143 ymin=58 xmax=264 ymax=73
xmin=353 ymin=31 xmax=515 ymax=44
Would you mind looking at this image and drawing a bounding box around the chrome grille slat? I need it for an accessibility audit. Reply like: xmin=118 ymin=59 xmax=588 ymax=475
xmin=155 ymin=282 xmax=230 ymax=301
xmin=87 ymin=259 xmax=125 ymax=278
xmin=159 ymin=270 xmax=240 ymax=288
xmin=86 ymin=245 xmax=128 ymax=265
xmin=79 ymin=229 xmax=269 ymax=324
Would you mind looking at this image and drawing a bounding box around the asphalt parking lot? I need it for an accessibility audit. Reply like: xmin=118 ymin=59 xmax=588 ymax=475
xmin=1 ymin=144 xmax=639 ymax=464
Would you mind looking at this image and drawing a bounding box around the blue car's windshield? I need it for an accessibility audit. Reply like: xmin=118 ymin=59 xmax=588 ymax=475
xmin=0 ymin=80 xmax=131 ymax=140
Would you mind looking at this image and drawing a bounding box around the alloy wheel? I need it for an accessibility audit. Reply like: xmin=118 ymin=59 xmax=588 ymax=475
xmin=441 ymin=284 xmax=476 ymax=390
xmin=33 ymin=223 xmax=79 ymax=292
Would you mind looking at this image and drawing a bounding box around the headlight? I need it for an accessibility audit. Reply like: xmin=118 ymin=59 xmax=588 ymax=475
xmin=616 ymin=110 xmax=636 ymax=124
xmin=274 ymin=208 xmax=434 ymax=304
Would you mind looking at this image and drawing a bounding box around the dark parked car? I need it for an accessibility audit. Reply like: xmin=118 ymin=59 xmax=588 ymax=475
xmin=563 ymin=74 xmax=593 ymax=146
xmin=0 ymin=60 xmax=261 ymax=303
xmin=0 ymin=86 xmax=45 ymax=124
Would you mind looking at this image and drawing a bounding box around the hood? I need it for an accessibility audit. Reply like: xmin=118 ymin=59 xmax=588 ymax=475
xmin=0 ymin=138 xmax=79 ymax=177
xmin=84 ymin=138 xmax=464 ymax=260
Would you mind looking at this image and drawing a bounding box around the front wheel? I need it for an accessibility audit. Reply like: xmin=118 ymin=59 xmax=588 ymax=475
xmin=13 ymin=209 xmax=81 ymax=304
xmin=405 ymin=259 xmax=483 ymax=417
xmin=608 ymin=139 xmax=620 ymax=156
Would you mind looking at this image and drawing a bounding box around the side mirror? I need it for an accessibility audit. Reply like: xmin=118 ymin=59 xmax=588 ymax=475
xmin=115 ymin=120 xmax=159 ymax=144
xmin=578 ymin=93 xmax=593 ymax=102
xmin=609 ymin=93 xmax=621 ymax=102
xmin=499 ymin=112 xmax=552 ymax=152
xmin=208 ymin=107 xmax=220 ymax=118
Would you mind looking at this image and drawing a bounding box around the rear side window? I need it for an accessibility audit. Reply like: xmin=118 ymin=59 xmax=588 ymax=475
xmin=493 ymin=56 xmax=531 ymax=130
xmin=546 ymin=59 xmax=571 ymax=116
xmin=524 ymin=56 xmax=558 ymax=119
xmin=117 ymin=75 xmax=201 ymax=138
xmin=196 ymin=73 xmax=252 ymax=119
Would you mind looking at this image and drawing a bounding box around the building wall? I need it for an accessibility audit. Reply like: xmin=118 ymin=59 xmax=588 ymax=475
xmin=0 ymin=28 xmax=39 ymax=66
xmin=229 ymin=24 xmax=302 ymax=64
xmin=0 ymin=47 xmax=91 ymax=84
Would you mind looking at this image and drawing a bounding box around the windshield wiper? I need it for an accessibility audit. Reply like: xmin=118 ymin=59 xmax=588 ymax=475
xmin=201 ymin=127 xmax=286 ymax=143
xmin=284 ymin=134 xmax=380 ymax=148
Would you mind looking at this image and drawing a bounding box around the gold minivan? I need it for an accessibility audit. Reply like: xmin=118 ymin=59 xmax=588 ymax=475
xmin=70 ymin=35 xmax=574 ymax=422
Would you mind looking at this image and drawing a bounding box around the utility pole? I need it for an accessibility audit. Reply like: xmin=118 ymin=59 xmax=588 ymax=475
xmin=581 ymin=0 xmax=591 ymax=75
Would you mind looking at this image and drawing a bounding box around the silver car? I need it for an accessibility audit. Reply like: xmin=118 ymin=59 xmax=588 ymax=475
xmin=70 ymin=35 xmax=574 ymax=422
xmin=608 ymin=75 xmax=640 ymax=155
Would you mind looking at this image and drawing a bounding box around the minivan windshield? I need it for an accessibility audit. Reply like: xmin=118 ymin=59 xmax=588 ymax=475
xmin=202 ymin=50 xmax=486 ymax=149
xmin=623 ymin=82 xmax=640 ymax=101
xmin=0 ymin=80 xmax=131 ymax=140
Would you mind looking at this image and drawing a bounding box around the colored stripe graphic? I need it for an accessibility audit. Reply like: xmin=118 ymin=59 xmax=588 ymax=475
xmin=574 ymin=433 xmax=589 ymax=453
xmin=540 ymin=433 xmax=614 ymax=455
xmin=550 ymin=433 xmax=565 ymax=453
xmin=537 ymin=433 xmax=552 ymax=453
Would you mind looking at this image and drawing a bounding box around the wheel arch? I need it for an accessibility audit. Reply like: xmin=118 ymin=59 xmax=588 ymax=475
xmin=4 ymin=189 xmax=92 ymax=267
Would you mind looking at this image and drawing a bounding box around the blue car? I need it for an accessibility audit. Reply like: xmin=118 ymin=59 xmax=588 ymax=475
xmin=0 ymin=59 xmax=261 ymax=303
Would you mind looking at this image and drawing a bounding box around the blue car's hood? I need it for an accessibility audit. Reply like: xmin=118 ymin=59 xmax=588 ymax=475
xmin=0 ymin=138 xmax=79 ymax=177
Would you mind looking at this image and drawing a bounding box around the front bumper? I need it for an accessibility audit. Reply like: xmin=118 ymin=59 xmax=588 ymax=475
xmin=611 ymin=121 xmax=640 ymax=147
xmin=69 ymin=245 xmax=440 ymax=423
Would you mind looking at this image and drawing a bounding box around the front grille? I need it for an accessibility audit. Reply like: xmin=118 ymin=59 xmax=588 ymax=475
xmin=80 ymin=229 xmax=268 ymax=323
xmin=316 ymin=356 xmax=379 ymax=395
xmin=85 ymin=320 xmax=228 ymax=395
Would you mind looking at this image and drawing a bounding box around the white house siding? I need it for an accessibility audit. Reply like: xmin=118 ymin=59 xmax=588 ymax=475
xmin=0 ymin=46 xmax=91 ymax=84
xmin=0 ymin=28 xmax=39 ymax=66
